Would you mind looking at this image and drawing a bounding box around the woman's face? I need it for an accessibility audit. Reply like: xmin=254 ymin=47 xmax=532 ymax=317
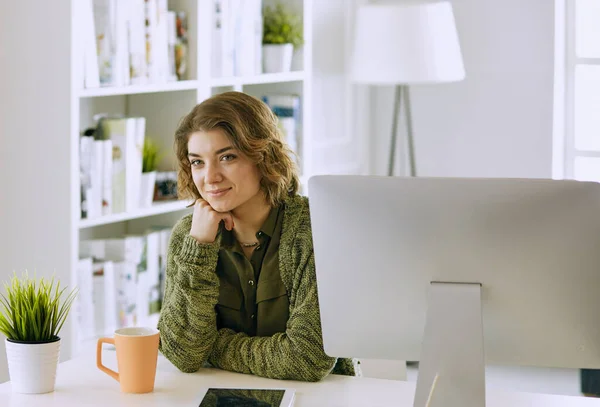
xmin=187 ymin=129 xmax=262 ymax=213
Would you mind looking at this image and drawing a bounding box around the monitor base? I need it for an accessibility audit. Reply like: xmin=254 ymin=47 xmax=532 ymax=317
xmin=414 ymin=282 xmax=486 ymax=407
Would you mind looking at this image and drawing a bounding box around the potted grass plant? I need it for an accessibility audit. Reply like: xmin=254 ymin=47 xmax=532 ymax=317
xmin=0 ymin=272 xmax=77 ymax=394
xmin=262 ymin=2 xmax=304 ymax=73
xmin=140 ymin=138 xmax=162 ymax=208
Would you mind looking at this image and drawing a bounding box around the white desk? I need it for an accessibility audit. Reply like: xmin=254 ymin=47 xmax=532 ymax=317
xmin=1 ymin=347 xmax=600 ymax=407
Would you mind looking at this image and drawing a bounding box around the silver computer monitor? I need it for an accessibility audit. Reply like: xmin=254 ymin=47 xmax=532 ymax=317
xmin=309 ymin=175 xmax=600 ymax=407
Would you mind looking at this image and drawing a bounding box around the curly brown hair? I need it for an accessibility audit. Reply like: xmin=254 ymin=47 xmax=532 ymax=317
xmin=174 ymin=91 xmax=299 ymax=207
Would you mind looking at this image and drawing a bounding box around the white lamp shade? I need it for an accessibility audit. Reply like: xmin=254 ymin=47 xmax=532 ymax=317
xmin=351 ymin=1 xmax=465 ymax=85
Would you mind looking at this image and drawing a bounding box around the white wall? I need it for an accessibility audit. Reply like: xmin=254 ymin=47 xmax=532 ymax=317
xmin=310 ymin=0 xmax=371 ymax=176
xmin=369 ymin=0 xmax=555 ymax=178
xmin=0 ymin=1 xmax=74 ymax=383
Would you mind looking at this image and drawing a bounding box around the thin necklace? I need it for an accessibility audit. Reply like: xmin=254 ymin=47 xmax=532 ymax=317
xmin=240 ymin=241 xmax=259 ymax=248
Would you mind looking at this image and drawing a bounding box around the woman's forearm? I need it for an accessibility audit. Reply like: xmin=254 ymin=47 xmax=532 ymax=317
xmin=208 ymin=328 xmax=336 ymax=381
xmin=158 ymin=234 xmax=220 ymax=373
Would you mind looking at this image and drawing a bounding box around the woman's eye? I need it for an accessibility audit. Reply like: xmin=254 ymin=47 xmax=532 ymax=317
xmin=190 ymin=159 xmax=203 ymax=166
xmin=221 ymin=154 xmax=236 ymax=162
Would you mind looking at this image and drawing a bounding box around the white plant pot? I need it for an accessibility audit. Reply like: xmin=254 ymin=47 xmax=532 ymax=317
xmin=5 ymin=337 xmax=61 ymax=394
xmin=263 ymin=44 xmax=294 ymax=73
xmin=139 ymin=171 xmax=157 ymax=208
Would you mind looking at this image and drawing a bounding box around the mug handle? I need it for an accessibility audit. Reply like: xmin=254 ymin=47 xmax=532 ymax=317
xmin=96 ymin=337 xmax=119 ymax=382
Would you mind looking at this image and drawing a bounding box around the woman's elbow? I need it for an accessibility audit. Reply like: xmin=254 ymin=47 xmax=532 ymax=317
xmin=173 ymin=358 xmax=203 ymax=373
xmin=159 ymin=340 xmax=206 ymax=373
xmin=301 ymin=369 xmax=330 ymax=382
xmin=292 ymin=356 xmax=336 ymax=382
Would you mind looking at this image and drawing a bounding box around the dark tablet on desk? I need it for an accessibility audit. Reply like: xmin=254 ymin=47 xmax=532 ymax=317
xmin=195 ymin=387 xmax=295 ymax=407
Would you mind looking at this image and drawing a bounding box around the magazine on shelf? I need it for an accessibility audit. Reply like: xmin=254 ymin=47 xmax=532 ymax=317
xmin=262 ymin=94 xmax=301 ymax=160
xmin=98 ymin=116 xmax=145 ymax=214
xmin=80 ymin=0 xmax=100 ymax=88
xmin=80 ymin=134 xmax=112 ymax=219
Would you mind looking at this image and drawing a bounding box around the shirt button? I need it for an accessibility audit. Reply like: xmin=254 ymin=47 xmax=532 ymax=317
xmin=257 ymin=231 xmax=263 ymax=237
xmin=251 ymin=314 xmax=255 ymax=319
xmin=255 ymin=245 xmax=261 ymax=251
xmin=248 ymin=280 xmax=254 ymax=286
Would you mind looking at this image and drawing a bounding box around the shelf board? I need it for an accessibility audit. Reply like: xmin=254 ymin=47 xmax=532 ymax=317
xmin=79 ymin=80 xmax=199 ymax=98
xmin=211 ymin=71 xmax=305 ymax=88
xmin=79 ymin=200 xmax=191 ymax=229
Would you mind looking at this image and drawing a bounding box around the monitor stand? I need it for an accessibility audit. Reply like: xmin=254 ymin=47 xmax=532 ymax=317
xmin=414 ymin=282 xmax=486 ymax=407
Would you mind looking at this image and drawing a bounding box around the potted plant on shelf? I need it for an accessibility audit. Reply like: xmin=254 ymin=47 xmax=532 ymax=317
xmin=0 ymin=272 xmax=77 ymax=394
xmin=262 ymin=2 xmax=304 ymax=73
xmin=140 ymin=138 xmax=162 ymax=208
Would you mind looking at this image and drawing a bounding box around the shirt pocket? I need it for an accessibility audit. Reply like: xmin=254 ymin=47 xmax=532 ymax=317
xmin=217 ymin=284 xmax=243 ymax=310
xmin=255 ymin=278 xmax=289 ymax=336
xmin=256 ymin=278 xmax=288 ymax=303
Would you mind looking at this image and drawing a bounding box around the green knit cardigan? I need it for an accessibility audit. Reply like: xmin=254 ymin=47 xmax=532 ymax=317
xmin=157 ymin=194 xmax=359 ymax=381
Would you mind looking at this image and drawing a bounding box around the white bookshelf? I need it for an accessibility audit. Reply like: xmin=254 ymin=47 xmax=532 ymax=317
xmin=79 ymin=80 xmax=200 ymax=98
xmin=78 ymin=200 xmax=191 ymax=229
xmin=210 ymin=71 xmax=305 ymax=87
xmin=0 ymin=0 xmax=366 ymax=380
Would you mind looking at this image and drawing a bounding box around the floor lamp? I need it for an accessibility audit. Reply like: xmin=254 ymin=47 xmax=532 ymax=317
xmin=351 ymin=1 xmax=466 ymax=177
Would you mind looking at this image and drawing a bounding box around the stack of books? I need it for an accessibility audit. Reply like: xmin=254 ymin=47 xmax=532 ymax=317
xmin=80 ymin=116 xmax=146 ymax=220
xmin=80 ymin=0 xmax=188 ymax=89
xmin=75 ymin=227 xmax=172 ymax=349
xmin=212 ymin=0 xmax=263 ymax=77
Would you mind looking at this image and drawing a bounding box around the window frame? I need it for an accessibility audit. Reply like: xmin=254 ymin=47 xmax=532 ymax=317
xmin=556 ymin=0 xmax=600 ymax=180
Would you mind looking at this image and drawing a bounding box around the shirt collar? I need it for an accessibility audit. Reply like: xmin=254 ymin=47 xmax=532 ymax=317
xmin=259 ymin=204 xmax=281 ymax=239
xmin=220 ymin=204 xmax=282 ymax=252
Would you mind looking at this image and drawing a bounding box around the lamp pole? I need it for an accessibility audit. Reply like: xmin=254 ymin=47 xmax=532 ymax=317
xmin=404 ymin=86 xmax=416 ymax=177
xmin=389 ymin=85 xmax=416 ymax=177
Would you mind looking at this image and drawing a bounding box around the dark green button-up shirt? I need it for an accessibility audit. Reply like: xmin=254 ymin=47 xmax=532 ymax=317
xmin=215 ymin=204 xmax=289 ymax=337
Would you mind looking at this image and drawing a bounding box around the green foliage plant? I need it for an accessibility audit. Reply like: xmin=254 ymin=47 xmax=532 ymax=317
xmin=142 ymin=138 xmax=162 ymax=173
xmin=263 ymin=2 xmax=304 ymax=48
xmin=0 ymin=272 xmax=77 ymax=343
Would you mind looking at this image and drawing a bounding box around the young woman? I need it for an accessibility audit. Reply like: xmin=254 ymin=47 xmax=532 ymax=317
xmin=157 ymin=91 xmax=359 ymax=381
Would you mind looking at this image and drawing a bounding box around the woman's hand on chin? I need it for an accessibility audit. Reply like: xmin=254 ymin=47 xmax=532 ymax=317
xmin=190 ymin=199 xmax=234 ymax=243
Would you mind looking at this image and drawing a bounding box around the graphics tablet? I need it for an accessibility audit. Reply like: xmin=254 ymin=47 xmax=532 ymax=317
xmin=195 ymin=387 xmax=295 ymax=407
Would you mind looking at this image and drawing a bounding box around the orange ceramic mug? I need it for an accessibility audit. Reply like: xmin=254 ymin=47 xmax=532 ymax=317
xmin=96 ymin=327 xmax=160 ymax=393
